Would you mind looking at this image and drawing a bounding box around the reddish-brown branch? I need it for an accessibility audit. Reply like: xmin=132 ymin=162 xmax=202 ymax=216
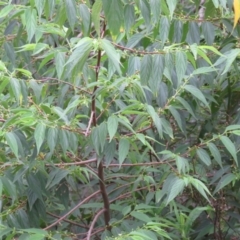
xmin=90 ymin=20 xmax=111 ymax=229
xmin=86 ymin=209 xmax=106 ymax=240
xmin=46 ymin=211 xmax=89 ymax=229
xmin=44 ymin=190 xmax=101 ymax=230
xmin=85 ymin=110 xmax=94 ymax=136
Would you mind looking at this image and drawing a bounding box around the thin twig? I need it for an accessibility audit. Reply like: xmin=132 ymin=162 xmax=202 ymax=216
xmin=85 ymin=111 xmax=94 ymax=136
xmin=44 ymin=190 xmax=101 ymax=230
xmin=86 ymin=209 xmax=106 ymax=240
xmin=46 ymin=211 xmax=89 ymax=229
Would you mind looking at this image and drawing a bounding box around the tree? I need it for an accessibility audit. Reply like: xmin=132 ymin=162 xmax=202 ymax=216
xmin=0 ymin=0 xmax=240 ymax=239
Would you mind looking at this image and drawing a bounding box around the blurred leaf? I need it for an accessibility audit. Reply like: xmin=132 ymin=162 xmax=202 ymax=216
xmin=34 ymin=123 xmax=46 ymax=154
xmin=65 ymin=37 xmax=93 ymax=72
xmin=207 ymin=142 xmax=222 ymax=168
xmin=92 ymin=0 xmax=102 ymax=36
xmin=107 ymin=115 xmax=118 ymax=142
xmin=5 ymin=132 xmax=18 ymax=159
xmin=184 ymin=85 xmax=209 ymax=109
xmin=119 ymin=138 xmax=130 ymax=166
xmin=130 ymin=211 xmax=152 ymax=223
xmin=213 ymin=173 xmax=236 ymax=194
xmin=101 ymin=39 xmax=121 ymax=74
xmin=65 ymin=0 xmax=77 ymax=30
xmin=220 ymin=136 xmax=238 ymax=165
xmin=197 ymin=148 xmax=211 ymax=166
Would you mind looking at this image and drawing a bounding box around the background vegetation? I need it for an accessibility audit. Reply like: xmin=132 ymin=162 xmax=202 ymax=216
xmin=0 ymin=0 xmax=240 ymax=239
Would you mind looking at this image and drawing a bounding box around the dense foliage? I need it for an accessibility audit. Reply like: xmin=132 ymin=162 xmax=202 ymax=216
xmin=1 ymin=0 xmax=240 ymax=239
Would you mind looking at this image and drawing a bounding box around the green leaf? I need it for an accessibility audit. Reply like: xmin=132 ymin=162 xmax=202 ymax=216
xmin=186 ymin=207 xmax=211 ymax=230
xmin=0 ymin=5 xmax=13 ymax=18
xmin=159 ymin=16 xmax=170 ymax=45
xmin=0 ymin=228 xmax=12 ymax=238
xmin=202 ymin=22 xmax=215 ymax=45
xmin=102 ymin=0 xmax=124 ymax=36
xmin=47 ymin=128 xmax=58 ymax=153
xmin=220 ymin=136 xmax=237 ymax=165
xmin=65 ymin=37 xmax=93 ymax=72
xmin=183 ymin=85 xmax=209 ymax=109
xmin=213 ymin=173 xmax=235 ymax=194
xmin=146 ymin=105 xmax=163 ymax=138
xmin=225 ymin=124 xmax=240 ymax=132
xmin=166 ymin=0 xmax=177 ymax=19
xmin=23 ymin=229 xmax=47 ymax=235
xmin=175 ymin=51 xmax=187 ymax=84
xmin=140 ymin=55 xmax=152 ymax=85
xmin=79 ymin=4 xmax=91 ymax=36
xmin=187 ymin=22 xmax=200 ymax=45
xmin=126 ymin=33 xmax=144 ymax=48
xmin=65 ymin=0 xmax=77 ymax=30
xmin=207 ymin=142 xmax=222 ymax=168
xmin=196 ymin=148 xmax=211 ymax=166
xmin=28 ymin=234 xmax=46 ymax=240
xmin=124 ymin=4 xmax=135 ymax=32
xmin=190 ymin=177 xmax=211 ymax=201
xmin=176 ymin=96 xmax=196 ymax=118
xmin=168 ymin=106 xmax=184 ymax=132
xmin=104 ymin=140 xmax=116 ymax=166
xmin=119 ymin=138 xmax=130 ymax=165
xmin=98 ymin=122 xmax=107 ymax=152
xmin=59 ymin=129 xmax=69 ymax=154
xmin=34 ymin=123 xmax=46 ymax=154
xmin=10 ymin=78 xmax=21 ymax=104
xmin=5 ymin=132 xmax=18 ymax=159
xmin=192 ymin=66 xmax=217 ymax=75
xmin=161 ymin=118 xmax=173 ymax=138
xmin=150 ymin=0 xmax=161 ymax=23
xmin=35 ymin=0 xmax=45 ymax=17
xmin=25 ymin=8 xmax=37 ymax=42
xmin=101 ymin=39 xmax=121 ymax=75
xmin=107 ymin=115 xmax=118 ymax=142
xmin=55 ymin=52 xmax=65 ymax=79
xmin=166 ymin=177 xmax=185 ymax=204
xmin=222 ymin=49 xmax=240 ymax=75
xmin=0 ymin=179 xmax=2 ymax=197
xmin=139 ymin=0 xmax=151 ymax=25
xmin=92 ymin=0 xmax=102 ymax=36
xmin=130 ymin=211 xmax=152 ymax=223
xmin=212 ymin=0 xmax=219 ymax=7
xmin=176 ymin=156 xmax=189 ymax=174
xmin=46 ymin=168 xmax=69 ymax=189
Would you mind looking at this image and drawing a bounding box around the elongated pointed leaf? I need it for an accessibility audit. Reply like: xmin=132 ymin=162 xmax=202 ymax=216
xmin=220 ymin=136 xmax=238 ymax=165
xmin=130 ymin=211 xmax=152 ymax=223
xmin=208 ymin=142 xmax=222 ymax=168
xmin=102 ymin=0 xmax=124 ymax=36
xmin=5 ymin=132 xmax=18 ymax=158
xmin=65 ymin=0 xmax=77 ymax=30
xmin=34 ymin=123 xmax=46 ymax=154
xmin=175 ymin=51 xmax=187 ymax=84
xmin=184 ymin=85 xmax=209 ymax=109
xmin=92 ymin=0 xmax=102 ymax=36
xmin=213 ymin=173 xmax=236 ymax=194
xmin=166 ymin=177 xmax=185 ymax=204
xmin=101 ymin=39 xmax=121 ymax=75
xmin=65 ymin=37 xmax=93 ymax=72
xmin=197 ymin=148 xmax=211 ymax=166
xmin=107 ymin=115 xmax=118 ymax=142
xmin=119 ymin=138 xmax=130 ymax=165
xmin=146 ymin=105 xmax=163 ymax=138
